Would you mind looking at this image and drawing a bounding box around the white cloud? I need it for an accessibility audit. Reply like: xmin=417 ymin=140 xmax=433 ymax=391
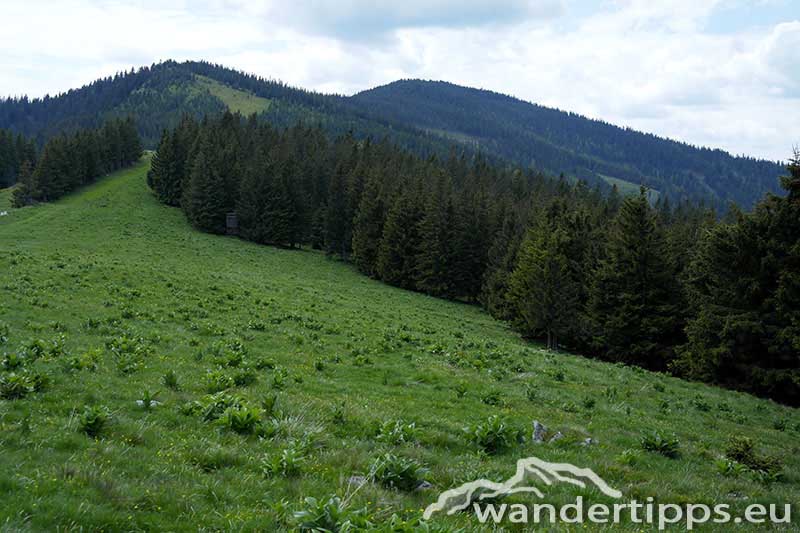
xmin=0 ymin=0 xmax=797 ymax=160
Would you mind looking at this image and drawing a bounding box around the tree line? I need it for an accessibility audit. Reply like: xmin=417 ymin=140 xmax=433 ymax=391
xmin=0 ymin=129 xmax=36 ymax=188
xmin=12 ymin=118 xmax=141 ymax=206
xmin=148 ymin=112 xmax=800 ymax=405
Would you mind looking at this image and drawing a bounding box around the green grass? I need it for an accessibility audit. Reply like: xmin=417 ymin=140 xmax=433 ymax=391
xmin=195 ymin=75 xmax=271 ymax=115
xmin=0 ymin=185 xmax=15 ymax=211
xmin=0 ymin=160 xmax=798 ymax=531
xmin=600 ymin=174 xmax=660 ymax=202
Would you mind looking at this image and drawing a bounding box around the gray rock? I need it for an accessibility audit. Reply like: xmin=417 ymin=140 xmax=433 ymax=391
xmin=532 ymin=420 xmax=547 ymax=443
xmin=348 ymin=476 xmax=367 ymax=487
xmin=580 ymin=437 xmax=598 ymax=446
xmin=416 ymin=480 xmax=433 ymax=491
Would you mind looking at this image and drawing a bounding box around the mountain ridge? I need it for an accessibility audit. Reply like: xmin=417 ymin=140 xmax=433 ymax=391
xmin=0 ymin=60 xmax=786 ymax=209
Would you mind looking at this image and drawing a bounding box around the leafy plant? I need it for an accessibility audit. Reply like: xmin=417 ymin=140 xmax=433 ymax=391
xmin=162 ymin=369 xmax=180 ymax=390
xmin=464 ymin=415 xmax=522 ymax=454
xmin=204 ymin=369 xmax=235 ymax=393
xmin=261 ymin=393 xmax=279 ymax=418
xmin=640 ymin=431 xmax=680 ymax=458
xmin=724 ymin=436 xmax=783 ymax=480
xmin=370 ymin=453 xmax=429 ymax=491
xmin=219 ymin=405 xmax=261 ymax=434
xmin=293 ymin=496 xmax=369 ymax=531
xmin=2 ymin=352 xmax=26 ymax=371
xmin=480 ymin=390 xmax=503 ymax=406
xmin=262 ymin=442 xmax=306 ymax=477
xmin=0 ymin=372 xmax=35 ymax=400
xmin=64 ymin=349 xmax=100 ymax=373
xmin=137 ymin=389 xmax=160 ymax=410
xmin=525 ymin=385 xmax=537 ymax=402
xmin=376 ymin=419 xmax=418 ymax=445
xmin=331 ymin=402 xmax=346 ymax=425
xmin=78 ymin=405 xmax=109 ymax=437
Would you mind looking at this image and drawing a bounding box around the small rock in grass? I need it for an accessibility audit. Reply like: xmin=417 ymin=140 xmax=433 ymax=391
xmin=416 ymin=481 xmax=433 ymax=491
xmin=548 ymin=431 xmax=564 ymax=443
xmin=533 ymin=421 xmax=547 ymax=443
xmin=348 ymin=475 xmax=367 ymax=487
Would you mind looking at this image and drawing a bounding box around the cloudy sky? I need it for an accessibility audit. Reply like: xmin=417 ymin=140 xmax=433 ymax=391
xmin=2 ymin=0 xmax=798 ymax=161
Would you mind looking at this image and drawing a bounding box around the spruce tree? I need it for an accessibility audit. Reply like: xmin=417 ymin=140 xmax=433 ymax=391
xmin=509 ymin=226 xmax=576 ymax=350
xmin=588 ymin=188 xmax=679 ymax=369
xmin=182 ymin=132 xmax=226 ymax=233
xmin=415 ymin=171 xmax=456 ymax=297
xmin=675 ymin=152 xmax=800 ymax=404
xmin=352 ymin=169 xmax=386 ymax=277
xmin=376 ymin=191 xmax=422 ymax=289
xmin=11 ymin=160 xmax=35 ymax=207
xmin=480 ymin=207 xmax=523 ymax=320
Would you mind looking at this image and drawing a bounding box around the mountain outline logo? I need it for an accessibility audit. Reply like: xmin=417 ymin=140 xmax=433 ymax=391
xmin=423 ymin=456 xmax=622 ymax=519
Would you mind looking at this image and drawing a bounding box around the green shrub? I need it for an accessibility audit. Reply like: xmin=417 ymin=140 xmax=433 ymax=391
xmin=64 ymin=349 xmax=100 ymax=373
xmin=204 ymin=369 xmax=234 ymax=393
xmin=376 ymin=419 xmax=418 ymax=445
xmin=640 ymin=431 xmax=680 ymax=458
xmin=219 ymin=405 xmax=261 ymax=434
xmin=232 ymin=368 xmax=257 ymax=387
xmin=0 ymin=372 xmax=35 ymax=399
xmin=162 ymin=369 xmax=180 ymax=390
xmin=293 ymin=496 xmax=369 ymax=531
xmin=331 ymin=402 xmax=346 ymax=425
xmin=525 ymin=385 xmax=537 ymax=402
xmin=724 ymin=436 xmax=783 ymax=480
xmin=262 ymin=442 xmax=306 ymax=477
xmin=370 ymin=453 xmax=429 ymax=491
xmin=480 ymin=390 xmax=503 ymax=406
xmin=465 ymin=415 xmax=522 ymax=454
xmin=181 ymin=392 xmax=246 ymax=421
xmin=138 ymin=389 xmax=160 ymax=410
xmin=261 ymin=393 xmax=279 ymax=418
xmin=2 ymin=352 xmax=26 ymax=371
xmin=692 ymin=396 xmax=711 ymax=412
xmin=78 ymin=406 xmax=109 ymax=437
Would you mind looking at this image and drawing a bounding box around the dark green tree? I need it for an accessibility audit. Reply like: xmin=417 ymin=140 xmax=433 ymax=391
xmin=587 ymin=188 xmax=680 ymax=369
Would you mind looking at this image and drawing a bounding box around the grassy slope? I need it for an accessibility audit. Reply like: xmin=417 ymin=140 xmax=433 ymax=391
xmin=600 ymin=174 xmax=661 ymax=202
xmin=195 ymin=75 xmax=272 ymax=116
xmin=0 ymin=161 xmax=797 ymax=531
xmin=0 ymin=186 xmax=14 ymax=211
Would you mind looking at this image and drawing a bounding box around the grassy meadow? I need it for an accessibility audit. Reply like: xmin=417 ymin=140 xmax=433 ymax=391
xmin=0 ymin=159 xmax=798 ymax=531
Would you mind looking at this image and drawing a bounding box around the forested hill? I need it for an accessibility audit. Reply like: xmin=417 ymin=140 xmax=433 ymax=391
xmin=0 ymin=61 xmax=456 ymax=164
xmin=0 ymin=60 xmax=785 ymax=208
xmin=350 ymin=80 xmax=785 ymax=209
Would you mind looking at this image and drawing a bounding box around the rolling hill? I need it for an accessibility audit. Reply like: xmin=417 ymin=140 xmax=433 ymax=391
xmin=0 ymin=60 xmax=787 ymax=209
xmin=0 ymin=157 xmax=798 ymax=530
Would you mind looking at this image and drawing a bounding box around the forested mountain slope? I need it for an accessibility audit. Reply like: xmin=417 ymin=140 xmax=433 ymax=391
xmin=0 ymin=61 xmax=785 ymax=208
xmin=350 ymin=80 xmax=785 ymax=208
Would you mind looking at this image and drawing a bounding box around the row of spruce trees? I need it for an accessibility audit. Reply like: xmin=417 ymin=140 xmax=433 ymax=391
xmin=148 ymin=112 xmax=800 ymax=405
xmin=0 ymin=129 xmax=36 ymax=189
xmin=12 ymin=118 xmax=141 ymax=206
